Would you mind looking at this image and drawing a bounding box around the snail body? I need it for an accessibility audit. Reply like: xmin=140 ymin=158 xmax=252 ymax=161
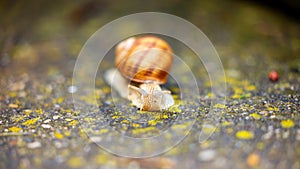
xmin=104 ymin=36 xmax=174 ymax=111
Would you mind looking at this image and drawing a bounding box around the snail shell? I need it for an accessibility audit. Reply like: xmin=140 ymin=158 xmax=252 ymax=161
xmin=115 ymin=36 xmax=173 ymax=84
xmin=104 ymin=36 xmax=174 ymax=111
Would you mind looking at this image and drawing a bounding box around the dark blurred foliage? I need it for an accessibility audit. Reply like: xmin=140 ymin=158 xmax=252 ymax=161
xmin=248 ymin=0 xmax=300 ymax=21
xmin=0 ymin=0 xmax=299 ymax=60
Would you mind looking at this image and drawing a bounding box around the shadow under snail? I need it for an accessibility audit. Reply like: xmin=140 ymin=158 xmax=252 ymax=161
xmin=104 ymin=36 xmax=174 ymax=111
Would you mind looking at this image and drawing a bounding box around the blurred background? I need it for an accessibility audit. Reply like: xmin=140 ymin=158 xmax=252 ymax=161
xmin=0 ymin=0 xmax=299 ymax=75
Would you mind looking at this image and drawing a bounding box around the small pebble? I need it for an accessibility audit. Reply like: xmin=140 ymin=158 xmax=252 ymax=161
xmin=65 ymin=118 xmax=73 ymax=122
xmin=259 ymin=110 xmax=269 ymax=115
xmin=275 ymin=128 xmax=281 ymax=139
xmin=90 ymin=136 xmax=102 ymax=142
xmin=8 ymin=103 xmax=18 ymax=108
xmin=55 ymin=156 xmax=65 ymax=164
xmin=54 ymin=141 xmax=63 ymax=148
xmin=198 ymin=149 xmax=216 ymax=162
xmin=262 ymin=127 xmax=273 ymax=140
xmin=41 ymin=124 xmax=52 ymax=129
xmin=282 ymin=131 xmax=289 ymax=139
xmin=247 ymin=153 xmax=260 ymax=167
xmin=27 ymin=141 xmax=41 ymax=149
xmin=53 ymin=115 xmax=60 ymax=120
xmin=213 ymin=157 xmax=227 ymax=168
xmin=43 ymin=119 xmax=51 ymax=123
xmin=68 ymin=85 xmax=78 ymax=93
xmin=268 ymin=70 xmax=279 ymax=82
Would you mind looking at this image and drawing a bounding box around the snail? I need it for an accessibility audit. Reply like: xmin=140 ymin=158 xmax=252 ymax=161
xmin=104 ymin=36 xmax=174 ymax=111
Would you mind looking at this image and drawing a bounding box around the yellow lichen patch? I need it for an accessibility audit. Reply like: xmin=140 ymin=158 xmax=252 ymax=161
xmin=199 ymin=140 xmax=212 ymax=149
xmin=281 ymin=119 xmax=295 ymax=129
xmin=256 ymin=142 xmax=264 ymax=150
xmin=267 ymin=106 xmax=279 ymax=112
xmin=162 ymin=114 xmax=169 ymax=119
xmin=11 ymin=115 xmax=25 ymax=123
xmin=102 ymin=87 xmax=111 ymax=94
xmin=245 ymin=85 xmax=256 ymax=91
xmin=164 ymin=132 xmax=172 ymax=140
xmin=121 ymin=119 xmax=130 ymax=124
xmin=236 ymin=130 xmax=254 ymax=140
xmin=249 ymin=113 xmax=261 ymax=120
xmin=83 ymin=117 xmax=93 ymax=123
xmin=67 ymin=156 xmax=84 ymax=168
xmin=94 ymin=89 xmax=103 ymax=99
xmin=241 ymin=80 xmax=250 ymax=86
xmin=33 ymin=157 xmax=42 ymax=166
xmin=8 ymin=126 xmax=22 ymax=132
xmin=36 ymin=109 xmax=43 ymax=114
xmin=22 ymin=118 xmax=39 ymax=126
xmin=207 ymin=92 xmax=215 ymax=98
xmin=79 ymin=129 xmax=88 ymax=139
xmin=167 ymin=146 xmax=180 ymax=155
xmin=132 ymin=127 xmax=158 ymax=136
xmin=221 ymin=121 xmax=233 ymax=126
xmin=226 ymin=128 xmax=234 ymax=134
xmin=56 ymin=97 xmax=64 ymax=104
xmin=73 ymin=111 xmax=80 ymax=116
xmin=213 ymin=104 xmax=226 ymax=109
xmin=226 ymin=77 xmax=258 ymax=100
xmin=171 ymin=94 xmax=179 ymax=100
xmin=23 ymin=109 xmax=32 ymax=115
xmin=95 ymin=154 xmax=109 ymax=165
xmin=54 ymin=132 xmax=64 ymax=139
xmin=232 ymin=94 xmax=241 ymax=99
xmin=68 ymin=120 xmax=78 ymax=126
xmin=8 ymin=103 xmax=18 ymax=108
xmin=233 ymin=87 xmax=243 ymax=94
xmin=204 ymin=81 xmax=212 ymax=87
xmin=132 ymin=123 xmax=140 ymax=128
xmin=174 ymin=99 xmax=182 ymax=105
xmin=172 ymin=122 xmax=192 ymax=130
xmin=8 ymin=92 xmax=18 ymax=98
xmin=148 ymin=120 xmax=157 ymax=126
xmin=168 ymin=104 xmax=181 ymax=113
xmin=64 ymin=131 xmax=71 ymax=137
xmin=65 ymin=109 xmax=73 ymax=113
xmin=112 ymin=115 xmax=120 ymax=119
xmin=98 ymin=128 xmax=109 ymax=134
xmin=170 ymin=86 xmax=180 ymax=93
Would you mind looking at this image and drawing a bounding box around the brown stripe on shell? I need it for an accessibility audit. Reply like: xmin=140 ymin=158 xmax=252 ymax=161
xmin=142 ymin=43 xmax=173 ymax=80
xmin=132 ymin=41 xmax=157 ymax=80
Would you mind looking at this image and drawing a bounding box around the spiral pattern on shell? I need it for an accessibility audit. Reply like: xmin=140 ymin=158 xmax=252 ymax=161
xmin=115 ymin=36 xmax=173 ymax=84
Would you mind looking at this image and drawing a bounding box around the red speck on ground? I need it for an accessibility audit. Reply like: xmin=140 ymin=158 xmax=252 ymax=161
xmin=269 ymin=70 xmax=279 ymax=82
